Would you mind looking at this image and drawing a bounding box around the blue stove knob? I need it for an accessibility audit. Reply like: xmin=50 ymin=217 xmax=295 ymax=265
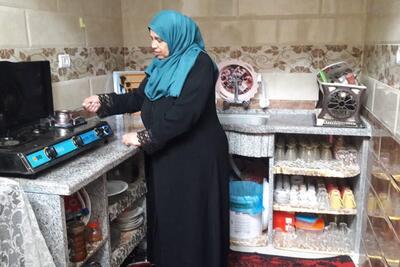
xmin=94 ymin=127 xmax=105 ymax=137
xmin=72 ymin=135 xmax=84 ymax=147
xmin=44 ymin=146 xmax=58 ymax=159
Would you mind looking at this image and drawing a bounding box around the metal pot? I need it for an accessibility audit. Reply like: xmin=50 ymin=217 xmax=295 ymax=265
xmin=54 ymin=110 xmax=73 ymax=125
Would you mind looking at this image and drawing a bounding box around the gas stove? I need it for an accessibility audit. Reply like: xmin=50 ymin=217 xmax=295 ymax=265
xmin=0 ymin=60 xmax=113 ymax=177
xmin=0 ymin=118 xmax=113 ymax=176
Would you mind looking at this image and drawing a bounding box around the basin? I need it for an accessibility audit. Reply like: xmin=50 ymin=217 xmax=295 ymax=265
xmin=217 ymin=113 xmax=269 ymax=125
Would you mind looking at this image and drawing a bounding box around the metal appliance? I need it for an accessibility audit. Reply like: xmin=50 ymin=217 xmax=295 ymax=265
xmin=216 ymin=60 xmax=262 ymax=109
xmin=315 ymin=62 xmax=366 ymax=128
xmin=0 ymin=61 xmax=113 ymax=177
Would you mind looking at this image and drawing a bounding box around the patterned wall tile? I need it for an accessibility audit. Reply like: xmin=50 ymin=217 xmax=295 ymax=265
xmin=364 ymin=44 xmax=400 ymax=90
xmin=319 ymin=45 xmax=364 ymax=73
xmin=0 ymin=47 xmax=124 ymax=83
xmin=123 ymin=45 xmax=364 ymax=74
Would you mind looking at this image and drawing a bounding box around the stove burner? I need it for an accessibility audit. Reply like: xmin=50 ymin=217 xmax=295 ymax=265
xmin=0 ymin=137 xmax=20 ymax=147
xmin=55 ymin=128 xmax=72 ymax=137
xmin=50 ymin=110 xmax=86 ymax=128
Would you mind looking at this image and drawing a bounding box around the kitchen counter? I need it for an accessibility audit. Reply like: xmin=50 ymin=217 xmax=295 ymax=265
xmin=219 ymin=109 xmax=372 ymax=137
xmin=8 ymin=109 xmax=372 ymax=195
xmin=6 ymin=114 xmax=144 ymax=196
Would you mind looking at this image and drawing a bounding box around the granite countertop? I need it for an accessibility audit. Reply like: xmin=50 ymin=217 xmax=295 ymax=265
xmin=218 ymin=109 xmax=372 ymax=137
xmin=7 ymin=114 xmax=143 ymax=196
xmin=8 ymin=109 xmax=371 ymax=196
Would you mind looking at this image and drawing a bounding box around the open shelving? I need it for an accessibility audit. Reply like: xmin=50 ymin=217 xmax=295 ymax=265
xmin=108 ymin=178 xmax=146 ymax=222
xmin=70 ymin=237 xmax=109 ymax=267
xmin=273 ymin=203 xmax=357 ymax=215
xmin=111 ymin=224 xmax=146 ymax=267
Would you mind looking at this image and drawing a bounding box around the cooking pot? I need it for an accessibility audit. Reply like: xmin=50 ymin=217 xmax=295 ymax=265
xmin=54 ymin=110 xmax=74 ymax=125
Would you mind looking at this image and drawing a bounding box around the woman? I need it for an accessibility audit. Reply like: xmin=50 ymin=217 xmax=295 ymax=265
xmin=83 ymin=10 xmax=230 ymax=267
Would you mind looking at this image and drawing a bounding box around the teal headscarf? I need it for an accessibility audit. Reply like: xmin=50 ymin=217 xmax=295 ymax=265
xmin=144 ymin=10 xmax=205 ymax=101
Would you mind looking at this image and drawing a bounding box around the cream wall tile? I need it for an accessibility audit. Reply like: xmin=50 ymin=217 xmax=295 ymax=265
xmin=360 ymin=74 xmax=375 ymax=111
xmin=337 ymin=0 xmax=366 ymax=14
xmin=89 ymin=74 xmax=114 ymax=95
xmin=85 ymin=18 xmax=123 ymax=47
xmin=56 ymin=0 xmax=82 ymax=15
xmin=0 ymin=6 xmax=28 ymax=48
xmin=0 ymin=0 xmax=57 ymax=11
xmin=253 ymin=20 xmax=277 ymax=44
xmin=366 ymin=16 xmax=400 ymax=43
xmin=162 ymin=0 xmax=208 ymax=17
xmin=262 ymin=73 xmax=318 ymax=101
xmin=373 ymin=81 xmax=399 ymax=132
xmin=27 ymin=10 xmax=85 ymax=47
xmin=52 ymin=78 xmax=91 ymax=110
xmin=209 ymin=0 xmax=238 ymax=16
xmin=82 ymin=0 xmax=105 ymax=17
xmin=321 ymin=0 xmax=336 ymax=14
xmin=123 ymin=18 xmax=151 ymax=46
xmin=122 ymin=0 xmax=161 ymax=18
xmin=335 ymin=17 xmax=365 ymax=44
xmin=368 ymin=0 xmax=400 ymax=15
xmin=197 ymin=20 xmax=253 ymax=46
xmin=103 ymin=0 xmax=122 ymax=18
xmin=239 ymin=0 xmax=319 ymax=16
xmin=278 ymin=19 xmax=335 ymax=44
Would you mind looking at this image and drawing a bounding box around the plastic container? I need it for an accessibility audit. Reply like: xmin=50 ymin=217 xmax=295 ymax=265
xmin=229 ymin=181 xmax=263 ymax=240
xmin=87 ymin=220 xmax=102 ymax=243
xmin=67 ymin=220 xmax=87 ymax=262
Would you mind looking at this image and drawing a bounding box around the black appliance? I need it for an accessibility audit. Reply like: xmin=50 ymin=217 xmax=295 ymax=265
xmin=0 ymin=61 xmax=113 ymax=177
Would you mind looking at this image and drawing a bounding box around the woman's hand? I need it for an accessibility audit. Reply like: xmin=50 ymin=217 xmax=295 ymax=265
xmin=122 ymin=132 xmax=140 ymax=147
xmin=82 ymin=95 xmax=101 ymax=113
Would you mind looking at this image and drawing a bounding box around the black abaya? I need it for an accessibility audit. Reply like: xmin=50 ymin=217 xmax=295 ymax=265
xmin=99 ymin=52 xmax=230 ymax=267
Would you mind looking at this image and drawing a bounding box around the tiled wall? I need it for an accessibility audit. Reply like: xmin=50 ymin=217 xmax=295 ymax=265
xmin=361 ymin=0 xmax=400 ymax=265
xmin=121 ymin=0 xmax=367 ymax=106
xmin=0 ymin=0 xmax=123 ymax=110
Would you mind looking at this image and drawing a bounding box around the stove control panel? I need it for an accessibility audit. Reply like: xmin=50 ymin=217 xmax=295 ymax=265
xmin=25 ymin=122 xmax=113 ymax=170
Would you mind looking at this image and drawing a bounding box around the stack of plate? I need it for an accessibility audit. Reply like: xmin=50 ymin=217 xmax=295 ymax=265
xmin=116 ymin=206 xmax=144 ymax=232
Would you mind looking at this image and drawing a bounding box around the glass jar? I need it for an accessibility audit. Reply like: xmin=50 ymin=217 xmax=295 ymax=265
xmin=87 ymin=220 xmax=103 ymax=243
xmin=67 ymin=221 xmax=87 ymax=262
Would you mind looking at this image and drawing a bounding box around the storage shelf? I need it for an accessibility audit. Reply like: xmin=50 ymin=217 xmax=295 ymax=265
xmin=230 ymin=232 xmax=268 ymax=247
xmin=273 ymin=245 xmax=352 ymax=256
xmin=273 ymin=160 xmax=360 ymax=178
xmin=273 ymin=203 xmax=357 ymax=215
xmin=111 ymin=223 xmax=146 ymax=267
xmin=108 ymin=178 xmax=146 ymax=222
xmin=70 ymin=236 xmax=109 ymax=267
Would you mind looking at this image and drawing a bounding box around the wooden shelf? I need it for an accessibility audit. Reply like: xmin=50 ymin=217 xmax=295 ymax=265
xmin=273 ymin=203 xmax=357 ymax=215
xmin=70 ymin=236 xmax=109 ymax=267
xmin=108 ymin=178 xmax=146 ymax=222
xmin=273 ymin=160 xmax=360 ymax=178
xmin=111 ymin=224 xmax=146 ymax=267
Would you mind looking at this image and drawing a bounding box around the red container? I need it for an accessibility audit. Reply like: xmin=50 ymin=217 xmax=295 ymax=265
xmin=273 ymin=211 xmax=295 ymax=232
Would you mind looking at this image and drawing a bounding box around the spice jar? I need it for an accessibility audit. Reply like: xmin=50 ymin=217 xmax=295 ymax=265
xmin=67 ymin=221 xmax=87 ymax=262
xmin=87 ymin=220 xmax=102 ymax=243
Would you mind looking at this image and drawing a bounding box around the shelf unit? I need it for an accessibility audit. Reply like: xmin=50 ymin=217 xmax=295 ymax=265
xmin=65 ymin=156 xmax=147 ymax=266
xmin=273 ymin=160 xmax=360 ymax=177
xmin=111 ymin=224 xmax=146 ymax=267
xmin=108 ymin=178 xmax=147 ymax=221
xmin=267 ymin=133 xmax=370 ymax=260
xmin=273 ymin=203 xmax=357 ymax=215
xmin=71 ymin=237 xmax=109 ymax=267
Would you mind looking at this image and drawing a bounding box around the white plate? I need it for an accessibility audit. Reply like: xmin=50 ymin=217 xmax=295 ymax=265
xmin=107 ymin=180 xmax=128 ymax=197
